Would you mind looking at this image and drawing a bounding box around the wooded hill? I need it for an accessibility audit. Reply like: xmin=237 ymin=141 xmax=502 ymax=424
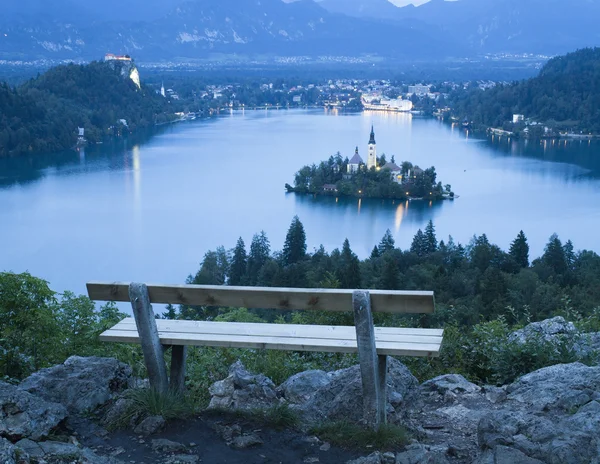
xmin=448 ymin=48 xmax=600 ymax=134
xmin=0 ymin=61 xmax=174 ymax=157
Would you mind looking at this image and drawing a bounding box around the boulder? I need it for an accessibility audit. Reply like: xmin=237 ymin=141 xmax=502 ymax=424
xmin=278 ymin=370 xmax=331 ymax=405
xmin=19 ymin=356 xmax=133 ymax=414
xmin=473 ymin=446 xmax=545 ymax=464
xmin=293 ymin=357 xmax=418 ymax=423
xmin=208 ymin=361 xmax=278 ymax=411
xmin=506 ymin=363 xmax=600 ymax=412
xmin=0 ymin=437 xmax=18 ymax=464
xmin=151 ymin=439 xmax=187 ymax=453
xmin=395 ymin=444 xmax=450 ymax=464
xmin=509 ymin=317 xmax=577 ymax=345
xmin=134 ymin=415 xmax=165 ymax=436
xmin=0 ymin=381 xmax=67 ymax=441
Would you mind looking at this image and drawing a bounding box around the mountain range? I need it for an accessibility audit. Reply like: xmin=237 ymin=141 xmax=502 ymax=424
xmin=1 ymin=0 xmax=599 ymax=62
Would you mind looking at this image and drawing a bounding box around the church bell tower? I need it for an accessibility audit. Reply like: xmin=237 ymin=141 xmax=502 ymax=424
xmin=367 ymin=125 xmax=377 ymax=170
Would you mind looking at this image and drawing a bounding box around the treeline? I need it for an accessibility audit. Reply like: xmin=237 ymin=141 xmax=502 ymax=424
xmin=0 ymin=61 xmax=176 ymax=157
xmin=287 ymin=154 xmax=450 ymax=200
xmin=447 ymin=47 xmax=600 ymax=133
xmin=179 ymin=217 xmax=600 ymax=328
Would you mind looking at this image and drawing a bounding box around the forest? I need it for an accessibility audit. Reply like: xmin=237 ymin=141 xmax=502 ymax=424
xmin=286 ymin=154 xmax=452 ymax=200
xmin=3 ymin=217 xmax=598 ymax=407
xmin=0 ymin=61 xmax=175 ymax=157
xmin=447 ymin=47 xmax=600 ymax=134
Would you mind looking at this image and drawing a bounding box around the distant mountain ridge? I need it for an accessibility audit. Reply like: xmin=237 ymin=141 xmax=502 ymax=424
xmin=0 ymin=0 xmax=599 ymax=62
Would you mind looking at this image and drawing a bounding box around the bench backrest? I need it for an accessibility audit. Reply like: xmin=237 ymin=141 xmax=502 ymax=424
xmin=87 ymin=282 xmax=435 ymax=314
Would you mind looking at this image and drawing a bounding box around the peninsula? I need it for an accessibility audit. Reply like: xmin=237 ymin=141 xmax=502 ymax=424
xmin=285 ymin=126 xmax=454 ymax=201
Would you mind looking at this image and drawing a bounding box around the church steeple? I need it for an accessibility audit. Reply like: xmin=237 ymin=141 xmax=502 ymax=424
xmin=369 ymin=125 xmax=376 ymax=145
xmin=367 ymin=124 xmax=377 ymax=170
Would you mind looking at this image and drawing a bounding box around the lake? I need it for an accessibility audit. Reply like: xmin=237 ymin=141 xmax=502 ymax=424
xmin=1 ymin=109 xmax=599 ymax=297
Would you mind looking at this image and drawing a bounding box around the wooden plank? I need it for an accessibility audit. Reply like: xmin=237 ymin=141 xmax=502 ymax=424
xmin=87 ymin=282 xmax=435 ymax=314
xmin=353 ymin=290 xmax=385 ymax=429
xmin=99 ymin=329 xmax=442 ymax=357
xmin=110 ymin=319 xmax=443 ymax=344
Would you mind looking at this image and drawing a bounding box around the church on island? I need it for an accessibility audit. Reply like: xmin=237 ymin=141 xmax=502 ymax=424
xmin=346 ymin=126 xmax=419 ymax=184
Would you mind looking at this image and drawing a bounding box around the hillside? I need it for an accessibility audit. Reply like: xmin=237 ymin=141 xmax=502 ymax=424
xmin=448 ymin=48 xmax=600 ymax=133
xmin=0 ymin=61 xmax=174 ymax=157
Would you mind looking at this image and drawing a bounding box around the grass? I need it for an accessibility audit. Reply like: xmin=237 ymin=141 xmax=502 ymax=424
xmin=310 ymin=420 xmax=408 ymax=451
xmin=106 ymin=387 xmax=195 ymax=430
xmin=205 ymin=403 xmax=301 ymax=430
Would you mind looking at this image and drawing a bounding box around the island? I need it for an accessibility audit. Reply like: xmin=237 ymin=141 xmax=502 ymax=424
xmin=285 ymin=126 xmax=454 ymax=201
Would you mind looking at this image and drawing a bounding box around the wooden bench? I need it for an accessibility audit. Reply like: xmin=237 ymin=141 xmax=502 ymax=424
xmin=87 ymin=282 xmax=442 ymax=429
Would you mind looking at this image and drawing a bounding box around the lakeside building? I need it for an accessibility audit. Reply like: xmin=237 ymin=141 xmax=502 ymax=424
xmin=513 ymin=114 xmax=525 ymax=123
xmin=408 ymin=84 xmax=431 ymax=96
xmin=367 ymin=125 xmax=377 ymax=169
xmin=362 ymin=94 xmax=413 ymax=112
xmin=104 ymin=54 xmax=132 ymax=62
xmin=347 ymin=147 xmax=363 ymax=173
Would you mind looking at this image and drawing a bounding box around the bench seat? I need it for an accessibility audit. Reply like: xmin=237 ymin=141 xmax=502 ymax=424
xmin=101 ymin=318 xmax=443 ymax=357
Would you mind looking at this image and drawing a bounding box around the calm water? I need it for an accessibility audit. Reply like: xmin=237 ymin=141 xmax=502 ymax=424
xmin=1 ymin=110 xmax=599 ymax=297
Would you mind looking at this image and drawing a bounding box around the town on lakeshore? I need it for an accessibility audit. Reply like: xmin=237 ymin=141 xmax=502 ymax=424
xmin=286 ymin=125 xmax=454 ymax=202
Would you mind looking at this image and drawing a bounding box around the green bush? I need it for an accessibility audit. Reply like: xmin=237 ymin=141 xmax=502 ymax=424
xmin=311 ymin=421 xmax=408 ymax=451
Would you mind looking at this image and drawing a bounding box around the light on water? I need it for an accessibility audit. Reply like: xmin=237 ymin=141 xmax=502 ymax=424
xmin=0 ymin=110 xmax=599 ymax=296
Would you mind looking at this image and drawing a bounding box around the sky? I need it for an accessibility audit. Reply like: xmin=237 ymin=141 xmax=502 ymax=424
xmin=389 ymin=0 xmax=430 ymax=5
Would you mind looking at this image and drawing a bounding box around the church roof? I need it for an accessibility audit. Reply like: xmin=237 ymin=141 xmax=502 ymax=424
xmin=369 ymin=125 xmax=376 ymax=145
xmin=349 ymin=152 xmax=363 ymax=164
xmin=382 ymin=162 xmax=401 ymax=172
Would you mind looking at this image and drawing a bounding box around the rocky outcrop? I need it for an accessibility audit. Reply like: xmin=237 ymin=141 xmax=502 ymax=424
xmin=509 ymin=316 xmax=577 ymax=345
xmin=289 ymin=357 xmax=418 ymax=423
xmin=0 ymin=381 xmax=67 ymax=441
xmin=19 ymin=356 xmax=133 ymax=414
xmin=207 ymin=361 xmax=278 ymax=411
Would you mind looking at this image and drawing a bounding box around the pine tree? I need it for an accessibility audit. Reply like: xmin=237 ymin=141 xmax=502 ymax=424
xmin=339 ymin=239 xmax=361 ymax=289
xmin=282 ymin=216 xmax=307 ymax=266
xmin=378 ymin=229 xmax=395 ymax=255
xmin=162 ymin=304 xmax=177 ymax=319
xmin=509 ymin=230 xmax=530 ymax=268
xmin=424 ymin=220 xmax=438 ymax=254
xmin=542 ymin=234 xmax=567 ymax=275
xmin=410 ymin=229 xmax=426 ymax=257
xmin=380 ymin=255 xmax=399 ymax=290
xmin=563 ymin=240 xmax=576 ymax=270
xmin=247 ymin=231 xmax=271 ymax=284
xmin=229 ymin=237 xmax=248 ymax=286
xmin=370 ymin=246 xmax=380 ymax=259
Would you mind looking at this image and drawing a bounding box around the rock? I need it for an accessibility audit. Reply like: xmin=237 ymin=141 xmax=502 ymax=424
xmin=19 ymin=356 xmax=133 ymax=415
xmin=483 ymin=386 xmax=507 ymax=404
xmin=346 ymin=452 xmax=382 ymax=464
xmin=80 ymin=447 xmax=126 ymax=464
xmin=151 ymin=439 xmax=187 ymax=453
xmin=231 ymin=433 xmax=263 ymax=449
xmin=382 ymin=451 xmax=395 ymax=464
xmin=319 ymin=442 xmax=331 ymax=451
xmin=0 ymin=437 xmax=18 ymax=464
xmin=506 ymin=363 xmax=600 ymax=412
xmin=473 ymin=446 xmax=545 ymax=464
xmin=509 ymin=317 xmax=577 ymax=345
xmin=162 ymin=456 xmax=200 ymax=464
xmin=395 ymin=444 xmax=450 ymax=464
xmin=38 ymin=441 xmax=80 ymax=458
xmin=215 ymin=424 xmax=241 ymax=444
xmin=295 ymin=357 xmax=418 ymax=423
xmin=0 ymin=381 xmax=67 ymax=441
xmin=278 ymin=370 xmax=331 ymax=405
xmin=133 ymin=415 xmax=165 ymax=436
xmin=208 ymin=361 xmax=278 ymax=411
xmin=421 ymin=374 xmax=481 ymax=395
xmin=15 ymin=438 xmax=43 ymax=458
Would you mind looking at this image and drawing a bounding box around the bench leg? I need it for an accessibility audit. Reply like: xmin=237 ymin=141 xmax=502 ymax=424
xmin=378 ymin=354 xmax=388 ymax=427
xmin=129 ymin=283 xmax=169 ymax=394
xmin=170 ymin=345 xmax=187 ymax=393
xmin=353 ymin=290 xmax=386 ymax=430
